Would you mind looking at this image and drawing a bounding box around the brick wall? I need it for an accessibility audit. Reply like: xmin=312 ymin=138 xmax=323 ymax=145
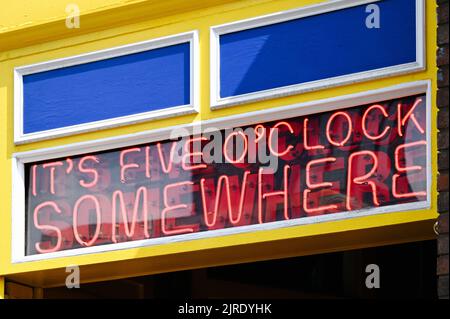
xmin=437 ymin=0 xmax=449 ymax=300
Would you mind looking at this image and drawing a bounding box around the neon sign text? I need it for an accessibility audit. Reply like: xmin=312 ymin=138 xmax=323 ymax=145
xmin=26 ymin=94 xmax=428 ymax=255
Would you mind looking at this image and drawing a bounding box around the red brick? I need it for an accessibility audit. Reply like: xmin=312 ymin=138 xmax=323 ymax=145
xmin=437 ymin=88 xmax=449 ymax=108
xmin=438 ymin=45 xmax=449 ymax=66
xmin=438 ymin=213 xmax=449 ymax=234
xmin=439 ymin=150 xmax=449 ymax=170
xmin=438 ymin=65 xmax=449 ymax=87
xmin=438 ymin=107 xmax=449 ymax=129
xmin=438 ymin=192 xmax=449 ymax=213
xmin=438 ymin=23 xmax=449 ymax=45
xmin=438 ymin=173 xmax=449 ymax=191
xmin=438 ymin=129 xmax=449 ymax=149
xmin=438 ymin=0 xmax=449 ymax=301
xmin=438 ymin=1 xmax=449 ymax=24
xmin=438 ymin=255 xmax=449 ymax=275
xmin=438 ymin=275 xmax=449 ymax=298
xmin=439 ymin=234 xmax=449 ymax=255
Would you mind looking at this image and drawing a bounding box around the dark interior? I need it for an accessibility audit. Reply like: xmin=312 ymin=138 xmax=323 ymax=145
xmin=42 ymin=240 xmax=437 ymax=299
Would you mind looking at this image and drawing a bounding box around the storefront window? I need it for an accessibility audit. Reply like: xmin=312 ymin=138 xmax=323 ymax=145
xmin=25 ymin=94 xmax=428 ymax=255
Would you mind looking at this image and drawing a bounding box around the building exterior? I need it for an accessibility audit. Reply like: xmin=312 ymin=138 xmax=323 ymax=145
xmin=0 ymin=0 xmax=447 ymax=299
xmin=436 ymin=0 xmax=449 ymax=300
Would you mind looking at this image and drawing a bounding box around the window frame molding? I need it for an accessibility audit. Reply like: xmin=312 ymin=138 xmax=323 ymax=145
xmin=11 ymin=80 xmax=432 ymax=263
xmin=14 ymin=30 xmax=200 ymax=145
xmin=210 ymin=0 xmax=425 ymax=109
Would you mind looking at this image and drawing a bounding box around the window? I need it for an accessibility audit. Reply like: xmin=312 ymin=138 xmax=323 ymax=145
xmin=14 ymin=31 xmax=199 ymax=144
xmin=210 ymin=0 xmax=424 ymax=108
xmin=11 ymin=80 xmax=431 ymax=262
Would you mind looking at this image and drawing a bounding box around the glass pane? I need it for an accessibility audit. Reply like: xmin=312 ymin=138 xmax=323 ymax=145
xmin=25 ymin=94 xmax=427 ymax=255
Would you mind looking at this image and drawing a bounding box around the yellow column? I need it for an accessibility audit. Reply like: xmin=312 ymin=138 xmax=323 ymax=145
xmin=0 ymin=277 xmax=5 ymax=299
xmin=33 ymin=287 xmax=44 ymax=299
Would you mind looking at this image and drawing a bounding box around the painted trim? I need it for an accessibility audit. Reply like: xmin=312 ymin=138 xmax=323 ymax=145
xmin=14 ymin=31 xmax=200 ymax=145
xmin=210 ymin=0 xmax=426 ymax=109
xmin=0 ymin=277 xmax=4 ymax=299
xmin=11 ymin=80 xmax=432 ymax=263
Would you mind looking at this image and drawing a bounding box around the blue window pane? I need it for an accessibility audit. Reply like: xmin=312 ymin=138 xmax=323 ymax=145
xmin=23 ymin=42 xmax=191 ymax=134
xmin=220 ymin=0 xmax=416 ymax=98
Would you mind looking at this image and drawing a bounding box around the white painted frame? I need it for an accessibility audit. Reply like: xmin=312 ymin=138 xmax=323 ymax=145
xmin=11 ymin=80 xmax=432 ymax=263
xmin=210 ymin=0 xmax=426 ymax=109
xmin=14 ymin=31 xmax=200 ymax=145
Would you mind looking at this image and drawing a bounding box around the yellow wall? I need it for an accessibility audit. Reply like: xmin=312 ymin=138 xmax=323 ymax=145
xmin=0 ymin=0 xmax=137 ymax=31
xmin=0 ymin=0 xmax=439 ymax=288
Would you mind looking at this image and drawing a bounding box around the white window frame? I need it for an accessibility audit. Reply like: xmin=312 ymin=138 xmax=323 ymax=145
xmin=11 ymin=80 xmax=432 ymax=263
xmin=210 ymin=0 xmax=425 ymax=109
xmin=14 ymin=31 xmax=200 ymax=145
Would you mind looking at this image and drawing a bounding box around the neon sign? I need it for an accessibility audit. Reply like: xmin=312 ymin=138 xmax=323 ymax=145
xmin=26 ymin=94 xmax=428 ymax=255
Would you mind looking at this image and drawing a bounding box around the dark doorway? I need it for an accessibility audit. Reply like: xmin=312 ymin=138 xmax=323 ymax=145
xmin=43 ymin=240 xmax=437 ymax=299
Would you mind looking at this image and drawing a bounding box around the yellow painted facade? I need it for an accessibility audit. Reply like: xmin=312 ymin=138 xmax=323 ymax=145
xmin=0 ymin=0 xmax=439 ymax=291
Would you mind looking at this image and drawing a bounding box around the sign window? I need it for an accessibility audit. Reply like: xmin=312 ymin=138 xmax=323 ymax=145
xmin=25 ymin=94 xmax=428 ymax=256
